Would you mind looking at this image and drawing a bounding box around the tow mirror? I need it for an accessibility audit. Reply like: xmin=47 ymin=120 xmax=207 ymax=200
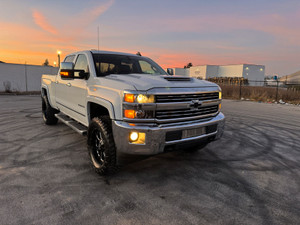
xmin=167 ymin=68 xmax=174 ymax=75
xmin=60 ymin=62 xmax=75 ymax=79
xmin=60 ymin=62 xmax=89 ymax=80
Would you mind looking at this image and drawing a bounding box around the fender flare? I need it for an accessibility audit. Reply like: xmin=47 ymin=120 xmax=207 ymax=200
xmin=87 ymin=96 xmax=116 ymax=120
xmin=41 ymin=85 xmax=53 ymax=106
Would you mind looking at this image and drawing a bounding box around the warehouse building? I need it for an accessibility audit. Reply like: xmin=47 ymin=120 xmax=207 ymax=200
xmin=170 ymin=64 xmax=265 ymax=85
xmin=0 ymin=62 xmax=58 ymax=92
xmin=280 ymin=70 xmax=300 ymax=84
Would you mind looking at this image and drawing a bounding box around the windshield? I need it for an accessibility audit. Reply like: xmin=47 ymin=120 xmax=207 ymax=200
xmin=92 ymin=54 xmax=167 ymax=76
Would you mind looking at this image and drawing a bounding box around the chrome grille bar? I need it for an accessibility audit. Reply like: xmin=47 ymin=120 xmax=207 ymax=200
xmin=156 ymin=105 xmax=218 ymax=120
xmin=156 ymin=92 xmax=219 ymax=103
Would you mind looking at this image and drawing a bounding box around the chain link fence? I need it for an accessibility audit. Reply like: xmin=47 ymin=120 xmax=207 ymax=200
xmin=201 ymin=78 xmax=300 ymax=104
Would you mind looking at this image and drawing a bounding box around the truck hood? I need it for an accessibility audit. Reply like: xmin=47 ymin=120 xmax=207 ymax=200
xmin=104 ymin=74 xmax=218 ymax=91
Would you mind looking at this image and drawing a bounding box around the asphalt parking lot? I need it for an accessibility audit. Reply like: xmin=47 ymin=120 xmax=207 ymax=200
xmin=0 ymin=95 xmax=299 ymax=225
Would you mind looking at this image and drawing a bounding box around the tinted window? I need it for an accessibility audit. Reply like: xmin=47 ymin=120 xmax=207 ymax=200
xmin=92 ymin=54 xmax=167 ymax=77
xmin=64 ymin=55 xmax=75 ymax=63
xmin=74 ymin=54 xmax=89 ymax=78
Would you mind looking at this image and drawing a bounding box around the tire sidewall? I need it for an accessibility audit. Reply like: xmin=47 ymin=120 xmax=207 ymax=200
xmin=42 ymin=95 xmax=58 ymax=125
xmin=87 ymin=117 xmax=116 ymax=175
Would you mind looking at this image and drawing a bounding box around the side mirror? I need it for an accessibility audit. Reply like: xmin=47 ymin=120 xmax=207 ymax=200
xmin=167 ymin=68 xmax=174 ymax=75
xmin=60 ymin=62 xmax=89 ymax=80
xmin=60 ymin=62 xmax=75 ymax=79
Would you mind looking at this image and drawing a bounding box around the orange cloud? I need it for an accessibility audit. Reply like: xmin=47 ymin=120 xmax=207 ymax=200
xmin=73 ymin=0 xmax=115 ymax=29
xmin=32 ymin=10 xmax=58 ymax=35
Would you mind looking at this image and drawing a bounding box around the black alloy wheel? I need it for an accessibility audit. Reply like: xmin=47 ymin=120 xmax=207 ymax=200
xmin=87 ymin=116 xmax=117 ymax=175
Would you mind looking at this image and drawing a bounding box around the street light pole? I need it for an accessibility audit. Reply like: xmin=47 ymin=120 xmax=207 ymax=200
xmin=57 ymin=50 xmax=61 ymax=68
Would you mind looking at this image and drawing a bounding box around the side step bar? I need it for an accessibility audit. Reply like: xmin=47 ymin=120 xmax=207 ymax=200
xmin=55 ymin=113 xmax=87 ymax=136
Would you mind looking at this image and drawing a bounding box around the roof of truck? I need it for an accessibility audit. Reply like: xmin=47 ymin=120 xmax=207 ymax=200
xmin=68 ymin=50 xmax=139 ymax=57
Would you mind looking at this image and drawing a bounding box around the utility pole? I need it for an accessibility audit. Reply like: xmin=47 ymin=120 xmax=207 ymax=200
xmin=275 ymin=79 xmax=279 ymax=102
xmin=239 ymin=80 xmax=242 ymax=99
xmin=25 ymin=61 xmax=28 ymax=92
xmin=57 ymin=50 xmax=61 ymax=68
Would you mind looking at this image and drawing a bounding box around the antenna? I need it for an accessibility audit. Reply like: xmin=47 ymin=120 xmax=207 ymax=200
xmin=97 ymin=26 xmax=100 ymax=51
xmin=97 ymin=26 xmax=100 ymax=76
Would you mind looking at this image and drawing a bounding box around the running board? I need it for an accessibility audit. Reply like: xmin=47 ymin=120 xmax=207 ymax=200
xmin=55 ymin=113 xmax=87 ymax=136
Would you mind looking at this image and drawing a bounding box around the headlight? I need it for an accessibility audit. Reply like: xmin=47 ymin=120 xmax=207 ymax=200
xmin=136 ymin=94 xmax=155 ymax=103
xmin=124 ymin=93 xmax=155 ymax=103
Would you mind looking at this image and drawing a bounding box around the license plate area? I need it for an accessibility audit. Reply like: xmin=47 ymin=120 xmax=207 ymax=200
xmin=182 ymin=127 xmax=205 ymax=139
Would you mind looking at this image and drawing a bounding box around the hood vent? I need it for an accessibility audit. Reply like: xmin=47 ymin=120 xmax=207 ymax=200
xmin=163 ymin=77 xmax=191 ymax=82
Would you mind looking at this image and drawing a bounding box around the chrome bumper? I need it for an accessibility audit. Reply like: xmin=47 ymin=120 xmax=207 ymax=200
xmin=112 ymin=112 xmax=225 ymax=155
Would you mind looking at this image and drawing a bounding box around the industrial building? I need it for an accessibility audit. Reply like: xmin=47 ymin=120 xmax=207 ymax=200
xmin=171 ymin=64 xmax=265 ymax=85
xmin=280 ymin=70 xmax=300 ymax=84
xmin=0 ymin=62 xmax=58 ymax=92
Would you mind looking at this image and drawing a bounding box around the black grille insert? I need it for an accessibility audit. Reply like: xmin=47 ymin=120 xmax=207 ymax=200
xmin=206 ymin=124 xmax=218 ymax=134
xmin=165 ymin=130 xmax=182 ymax=142
xmin=156 ymin=92 xmax=219 ymax=103
xmin=156 ymin=105 xmax=218 ymax=120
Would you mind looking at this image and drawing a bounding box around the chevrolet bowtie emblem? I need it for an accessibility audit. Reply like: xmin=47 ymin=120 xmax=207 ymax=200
xmin=190 ymin=100 xmax=202 ymax=109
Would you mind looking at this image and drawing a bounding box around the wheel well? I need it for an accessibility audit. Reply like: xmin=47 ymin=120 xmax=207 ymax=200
xmin=89 ymin=102 xmax=110 ymax=120
xmin=42 ymin=88 xmax=47 ymax=96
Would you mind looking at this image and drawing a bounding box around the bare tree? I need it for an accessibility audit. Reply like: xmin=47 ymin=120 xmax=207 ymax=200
xmin=184 ymin=62 xmax=193 ymax=68
xmin=43 ymin=59 xmax=49 ymax=66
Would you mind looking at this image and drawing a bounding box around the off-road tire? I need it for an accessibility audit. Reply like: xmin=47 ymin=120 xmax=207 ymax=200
xmin=42 ymin=95 xmax=58 ymax=125
xmin=87 ymin=116 xmax=117 ymax=175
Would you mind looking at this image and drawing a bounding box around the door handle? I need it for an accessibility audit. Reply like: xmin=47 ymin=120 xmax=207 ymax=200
xmin=66 ymin=83 xmax=71 ymax=87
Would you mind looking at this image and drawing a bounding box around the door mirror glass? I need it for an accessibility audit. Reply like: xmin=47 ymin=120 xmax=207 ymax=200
xmin=60 ymin=62 xmax=74 ymax=70
xmin=60 ymin=62 xmax=75 ymax=79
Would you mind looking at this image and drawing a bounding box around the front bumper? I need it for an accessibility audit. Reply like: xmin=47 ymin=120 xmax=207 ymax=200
xmin=112 ymin=112 xmax=225 ymax=155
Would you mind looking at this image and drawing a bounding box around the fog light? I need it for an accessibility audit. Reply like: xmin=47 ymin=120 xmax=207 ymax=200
xmin=129 ymin=132 xmax=139 ymax=142
xmin=129 ymin=132 xmax=146 ymax=144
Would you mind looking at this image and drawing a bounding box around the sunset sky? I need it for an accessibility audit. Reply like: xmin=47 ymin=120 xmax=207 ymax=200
xmin=1 ymin=0 xmax=300 ymax=76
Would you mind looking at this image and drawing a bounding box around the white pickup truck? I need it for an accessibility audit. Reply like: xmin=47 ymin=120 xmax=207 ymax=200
xmin=41 ymin=50 xmax=225 ymax=175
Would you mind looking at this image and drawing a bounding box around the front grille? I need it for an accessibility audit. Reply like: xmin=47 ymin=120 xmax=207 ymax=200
xmin=156 ymin=92 xmax=219 ymax=103
xmin=156 ymin=105 xmax=218 ymax=120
